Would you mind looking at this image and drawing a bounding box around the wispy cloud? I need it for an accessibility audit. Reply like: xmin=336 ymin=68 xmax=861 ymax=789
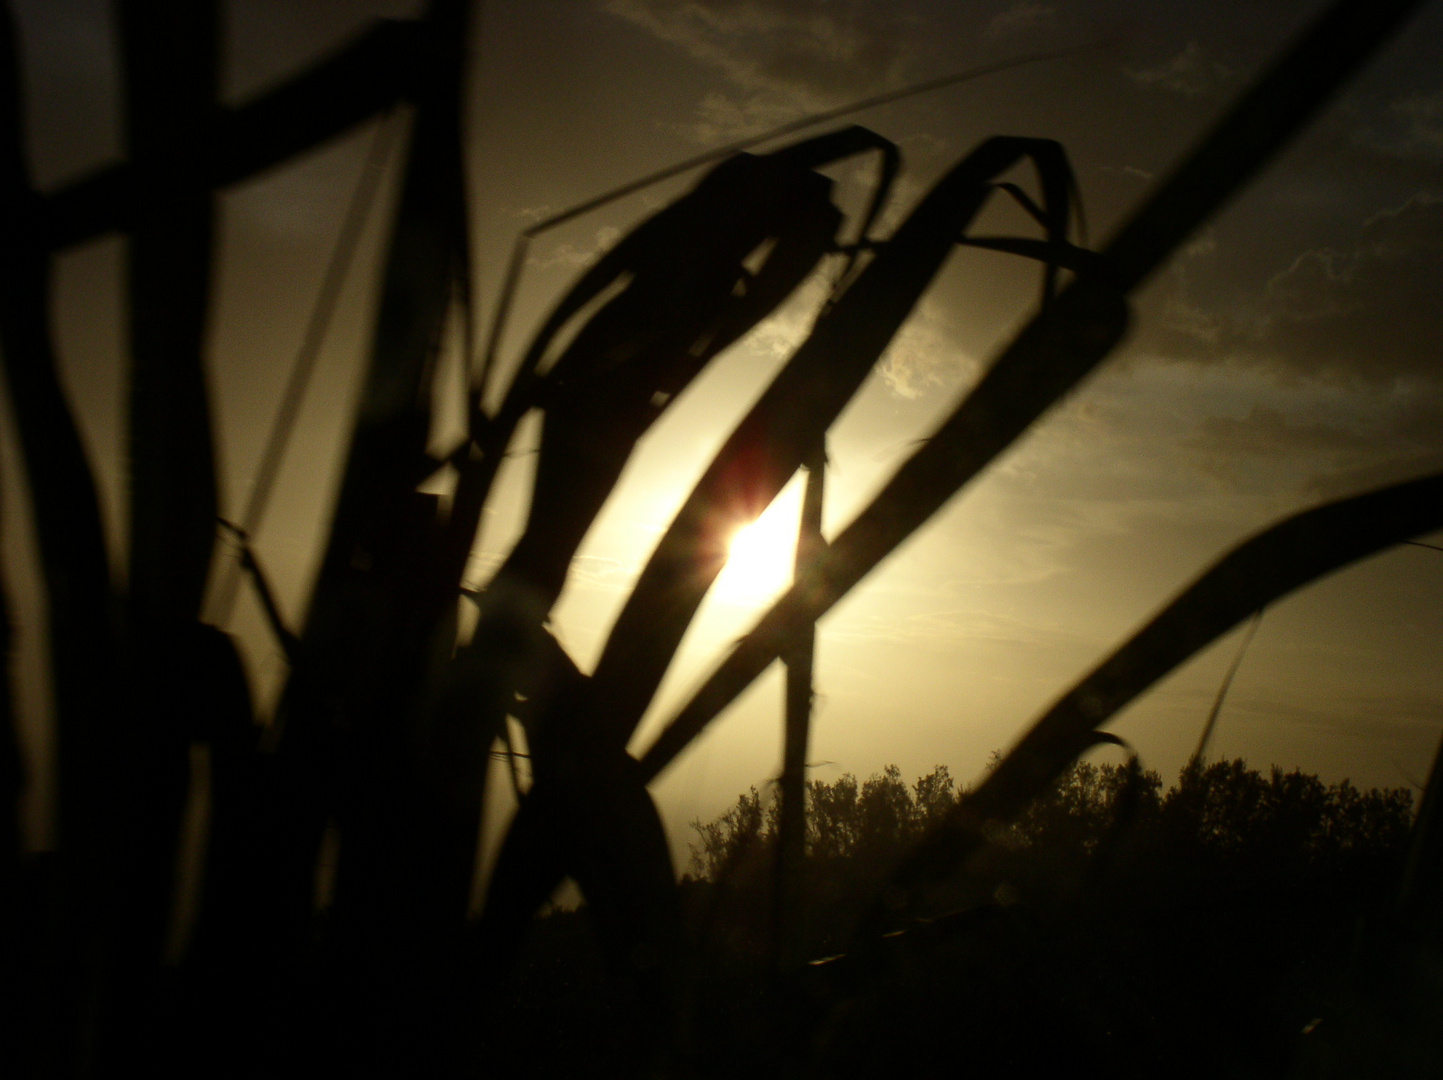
xmin=564 ymin=553 xmax=643 ymax=590
xmin=1127 ymin=41 xmax=1231 ymax=97
xmin=875 ymin=295 xmax=978 ymax=399
xmin=1258 ymin=191 xmax=1443 ymax=380
xmin=526 ymin=225 xmax=622 ymax=271
xmin=1139 ymin=190 xmax=1443 ymax=392
xmin=1389 ymin=88 xmax=1443 ymax=153
xmin=822 ymin=605 xmax=1088 ymax=651
xmin=1099 ymin=163 xmax=1156 ymax=183
xmin=600 ymin=0 xmax=912 ymax=142
xmin=984 ymin=1 xmax=1056 ymax=40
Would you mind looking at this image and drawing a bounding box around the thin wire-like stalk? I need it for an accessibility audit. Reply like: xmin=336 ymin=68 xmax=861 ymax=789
xmin=887 ymin=474 xmax=1443 ymax=903
xmin=1396 ymin=536 xmax=1443 ymax=933
xmin=600 ymin=136 xmax=1085 ymax=757
xmin=774 ymin=443 xmax=825 ymax=973
xmin=207 ymin=112 xmax=401 ymax=629
xmin=638 ymin=0 xmax=1429 ymax=783
xmin=1399 ymin=727 xmax=1443 ymax=933
xmin=0 ymin=519 xmax=15 ymax=869
xmin=42 ymin=18 xmax=425 ymax=252
xmin=473 ymin=45 xmax=1089 ymax=405
xmin=1187 ymin=607 xmax=1264 ymax=770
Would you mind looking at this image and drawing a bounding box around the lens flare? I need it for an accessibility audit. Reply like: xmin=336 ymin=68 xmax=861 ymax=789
xmin=713 ymin=487 xmax=802 ymax=605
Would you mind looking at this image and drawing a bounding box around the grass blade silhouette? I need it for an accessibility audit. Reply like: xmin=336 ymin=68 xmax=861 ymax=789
xmin=775 ymin=443 xmax=825 ymax=972
xmin=446 ymin=126 xmax=896 ymax=613
xmin=595 ymin=137 xmax=1087 ymax=755
xmin=0 ymin=0 xmax=116 ymax=865
xmin=639 ymin=0 xmax=1429 ymax=782
xmin=457 ymin=131 xmax=899 ymax=975
xmin=208 ymin=114 xmax=401 ymax=629
xmin=121 ymin=0 xmax=221 ymax=628
xmin=243 ymin=11 xmax=475 ymax=1066
xmin=470 ymin=46 xmax=1088 ymax=406
xmin=880 ymin=471 xmax=1443 ymax=920
xmin=476 ymin=135 xmax=1090 ymax=987
xmin=41 ymin=17 xmax=425 ymax=252
xmin=91 ymin=5 xmax=225 ymax=1069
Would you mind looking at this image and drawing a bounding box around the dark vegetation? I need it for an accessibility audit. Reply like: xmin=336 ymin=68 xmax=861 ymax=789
xmin=490 ymin=759 xmax=1422 ymax=1077
xmin=1 ymin=0 xmax=1441 ymax=1077
xmin=702 ymin=759 xmax=1414 ymax=945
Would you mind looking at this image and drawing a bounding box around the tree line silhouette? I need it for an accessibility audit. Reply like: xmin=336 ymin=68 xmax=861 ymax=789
xmin=485 ymin=757 xmax=1421 ymax=1077
xmin=3 ymin=0 xmax=1441 ymax=1075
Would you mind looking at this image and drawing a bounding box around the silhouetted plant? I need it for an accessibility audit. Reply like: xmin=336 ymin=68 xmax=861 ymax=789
xmin=1 ymin=0 xmax=1439 ymax=1075
xmin=690 ymin=765 xmax=959 ymax=880
xmin=662 ymin=757 xmax=1416 ymax=1076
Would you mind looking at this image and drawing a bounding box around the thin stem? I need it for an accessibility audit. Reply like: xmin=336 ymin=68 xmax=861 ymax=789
xmin=207 ymin=112 xmax=401 ymax=628
xmin=1187 ymin=607 xmax=1264 ymax=770
xmin=774 ymin=442 xmax=825 ymax=973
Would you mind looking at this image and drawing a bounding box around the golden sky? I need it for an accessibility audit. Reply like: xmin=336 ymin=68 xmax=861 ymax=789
xmin=5 ymin=0 xmax=1443 ymax=859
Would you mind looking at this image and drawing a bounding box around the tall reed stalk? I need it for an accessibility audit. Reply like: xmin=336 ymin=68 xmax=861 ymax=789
xmin=0 ymin=0 xmax=1435 ymax=1074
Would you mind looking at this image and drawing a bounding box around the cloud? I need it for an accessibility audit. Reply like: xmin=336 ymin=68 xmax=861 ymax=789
xmin=1160 ymin=291 xmax=1223 ymax=346
xmin=1389 ymin=89 xmax=1443 ymax=153
xmin=1349 ymin=88 xmax=1443 ymax=162
xmin=1185 ymin=405 xmax=1368 ymax=459
xmin=1302 ymin=445 xmax=1443 ymax=501
xmin=1139 ymin=191 xmax=1443 ymax=390
xmin=1177 ymin=389 xmax=1443 ymax=502
xmin=1127 ymin=41 xmax=1231 ymax=98
xmin=1180 ymin=404 xmax=1379 ymax=493
xmin=821 ymin=604 xmax=1088 ymax=651
xmin=1264 ymin=248 xmax=1362 ymax=319
xmin=512 ymin=205 xmax=558 ymax=225
xmin=1147 ymin=228 xmax=1224 ymax=345
xmin=526 ymin=225 xmax=623 ymax=271
xmin=984 ymin=2 xmax=1056 ymax=39
xmin=676 ymin=89 xmax=808 ymax=144
xmin=875 ymin=296 xmax=978 ymax=399
xmin=602 ymin=0 xmax=907 ymax=99
xmin=1258 ymin=191 xmax=1443 ymax=380
xmin=736 ymin=271 xmax=834 ymax=362
xmin=1099 ymin=163 xmax=1156 ymax=183
xmin=601 ymin=0 xmax=912 ymax=141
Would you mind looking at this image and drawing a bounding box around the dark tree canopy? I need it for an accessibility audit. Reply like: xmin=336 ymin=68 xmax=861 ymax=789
xmin=693 ymin=757 xmax=1413 ymax=885
xmin=665 ymin=758 xmax=1419 ymax=1078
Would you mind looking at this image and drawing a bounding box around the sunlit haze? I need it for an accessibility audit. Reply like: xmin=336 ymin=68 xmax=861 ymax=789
xmin=713 ymin=484 xmax=802 ymax=607
xmin=4 ymin=0 xmax=1442 ymax=871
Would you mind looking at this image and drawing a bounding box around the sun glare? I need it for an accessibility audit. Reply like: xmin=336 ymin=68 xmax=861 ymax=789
xmin=712 ymin=484 xmax=803 ymax=606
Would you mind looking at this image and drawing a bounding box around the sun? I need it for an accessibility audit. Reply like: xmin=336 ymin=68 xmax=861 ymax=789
xmin=712 ymin=484 xmax=803 ymax=606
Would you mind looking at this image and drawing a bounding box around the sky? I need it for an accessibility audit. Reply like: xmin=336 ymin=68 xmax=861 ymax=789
xmin=4 ymin=0 xmax=1443 ymax=864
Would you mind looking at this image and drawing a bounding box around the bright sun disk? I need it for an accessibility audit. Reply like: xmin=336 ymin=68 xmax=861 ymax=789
xmin=712 ymin=484 xmax=803 ymax=605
